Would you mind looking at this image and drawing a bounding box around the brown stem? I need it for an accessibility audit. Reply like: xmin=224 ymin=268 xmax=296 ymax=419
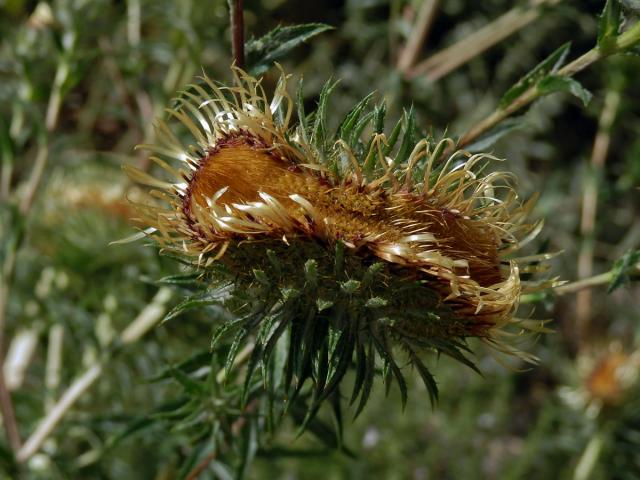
xmin=228 ymin=0 xmax=245 ymax=69
xmin=397 ymin=0 xmax=440 ymax=74
xmin=0 ymin=245 xmax=21 ymax=454
xmin=186 ymin=452 xmax=218 ymax=480
xmin=407 ymin=0 xmax=553 ymax=81
xmin=0 ymin=365 xmax=21 ymax=453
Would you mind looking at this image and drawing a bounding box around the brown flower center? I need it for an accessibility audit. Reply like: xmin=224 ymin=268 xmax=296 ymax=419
xmin=184 ymin=135 xmax=503 ymax=287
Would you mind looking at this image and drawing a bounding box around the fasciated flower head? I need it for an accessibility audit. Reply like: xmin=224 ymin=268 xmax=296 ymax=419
xmin=125 ymin=67 xmax=554 ymax=413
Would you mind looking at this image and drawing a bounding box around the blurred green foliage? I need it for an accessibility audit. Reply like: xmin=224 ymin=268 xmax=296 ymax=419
xmin=1 ymin=0 xmax=639 ymax=478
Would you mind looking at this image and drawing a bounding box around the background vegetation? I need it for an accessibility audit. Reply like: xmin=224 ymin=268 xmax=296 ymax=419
xmin=1 ymin=0 xmax=639 ymax=478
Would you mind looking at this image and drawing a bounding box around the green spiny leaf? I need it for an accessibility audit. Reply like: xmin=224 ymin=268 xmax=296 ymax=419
xmin=242 ymin=342 xmax=263 ymax=406
xmin=304 ymin=259 xmax=318 ymax=287
xmin=373 ymin=101 xmax=387 ymax=134
xmin=224 ymin=328 xmax=249 ymax=380
xmin=246 ymin=23 xmax=334 ymax=76
xmin=296 ymin=78 xmax=309 ymax=142
xmin=362 ymin=262 xmax=384 ymax=287
xmin=408 ymin=348 xmax=438 ymax=407
xmin=465 ymin=117 xmax=526 ymax=153
xmin=340 ymin=279 xmax=361 ymax=295
xmin=393 ymin=106 xmax=418 ymax=167
xmin=338 ymin=91 xmax=374 ymax=144
xmin=266 ymin=249 xmax=282 ymax=275
xmin=321 ymin=329 xmax=355 ymax=402
xmin=598 ymin=0 xmax=622 ymax=50
xmin=311 ymin=78 xmax=340 ymax=153
xmin=170 ymin=367 xmax=206 ymax=396
xmin=383 ymin=115 xmax=404 ymax=155
xmin=499 ymin=42 xmax=571 ymax=109
xmin=316 ymin=298 xmax=334 ymax=311
xmin=262 ymin=314 xmax=291 ymax=372
xmin=365 ymin=297 xmax=388 ymax=308
xmin=350 ymin=111 xmax=376 ymax=152
xmin=210 ymin=315 xmax=250 ymax=350
xmin=329 ymin=389 xmax=344 ymax=449
xmin=363 ymin=101 xmax=387 ymax=162
xmin=428 ymin=338 xmax=482 ymax=375
xmin=163 ymin=295 xmax=230 ymax=324
xmin=370 ymin=328 xmax=408 ymax=410
xmin=608 ymin=249 xmax=640 ymax=293
xmin=290 ymin=402 xmax=352 ymax=455
xmin=350 ymin=339 xmax=367 ymax=406
xmin=354 ymin=340 xmax=376 ymax=419
xmin=537 ymin=75 xmax=593 ymax=106
xmin=156 ymin=272 xmax=205 ymax=288
xmin=253 ymin=269 xmax=270 ymax=286
xmin=148 ymin=350 xmax=211 ymax=382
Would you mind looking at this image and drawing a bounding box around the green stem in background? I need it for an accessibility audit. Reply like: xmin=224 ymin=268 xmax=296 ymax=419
xmin=228 ymin=0 xmax=245 ymax=69
xmin=407 ymin=0 xmax=555 ymax=81
xmin=458 ymin=19 xmax=640 ymax=149
xmin=0 ymin=52 xmax=70 ymax=455
xmin=576 ymin=86 xmax=621 ymax=339
xmin=574 ymin=431 xmax=604 ymax=480
xmin=555 ymin=268 xmax=637 ymax=296
xmin=16 ymin=288 xmax=173 ymax=463
xmin=520 ymin=258 xmax=639 ymax=303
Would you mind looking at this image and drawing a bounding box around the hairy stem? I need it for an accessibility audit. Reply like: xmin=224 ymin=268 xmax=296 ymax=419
xmin=458 ymin=20 xmax=640 ymax=149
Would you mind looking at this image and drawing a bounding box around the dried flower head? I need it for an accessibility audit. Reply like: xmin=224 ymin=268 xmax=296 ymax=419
xmin=560 ymin=344 xmax=640 ymax=419
xmin=125 ymin=67 xmax=553 ymax=416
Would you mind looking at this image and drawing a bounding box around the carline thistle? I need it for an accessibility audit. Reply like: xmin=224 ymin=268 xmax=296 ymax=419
xmin=124 ymin=67 xmax=555 ymax=413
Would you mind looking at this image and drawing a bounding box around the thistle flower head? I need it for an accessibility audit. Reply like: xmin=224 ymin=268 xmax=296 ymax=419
xmin=125 ymin=67 xmax=554 ymax=415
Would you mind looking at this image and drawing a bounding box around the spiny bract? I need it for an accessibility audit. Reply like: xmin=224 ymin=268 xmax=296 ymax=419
xmin=125 ymin=67 xmax=554 ymax=417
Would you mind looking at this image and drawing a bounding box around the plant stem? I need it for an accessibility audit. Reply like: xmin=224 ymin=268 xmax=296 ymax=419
xmin=186 ymin=452 xmax=218 ymax=480
xmin=0 ymin=246 xmax=20 ymax=454
xmin=45 ymin=324 xmax=65 ymax=411
xmin=0 ymin=369 xmax=21 ymax=453
xmin=574 ymin=432 xmax=604 ymax=480
xmin=397 ymin=0 xmax=440 ymax=74
xmin=0 ymin=54 xmax=69 ymax=454
xmin=458 ymin=20 xmax=640 ymax=149
xmin=576 ymin=86 xmax=620 ymax=339
xmin=15 ymin=288 xmax=172 ymax=463
xmin=16 ymin=364 xmax=103 ymax=463
xmin=407 ymin=0 xmax=555 ymax=81
xmin=228 ymin=0 xmax=245 ymax=69
xmin=554 ymin=268 xmax=636 ymax=296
